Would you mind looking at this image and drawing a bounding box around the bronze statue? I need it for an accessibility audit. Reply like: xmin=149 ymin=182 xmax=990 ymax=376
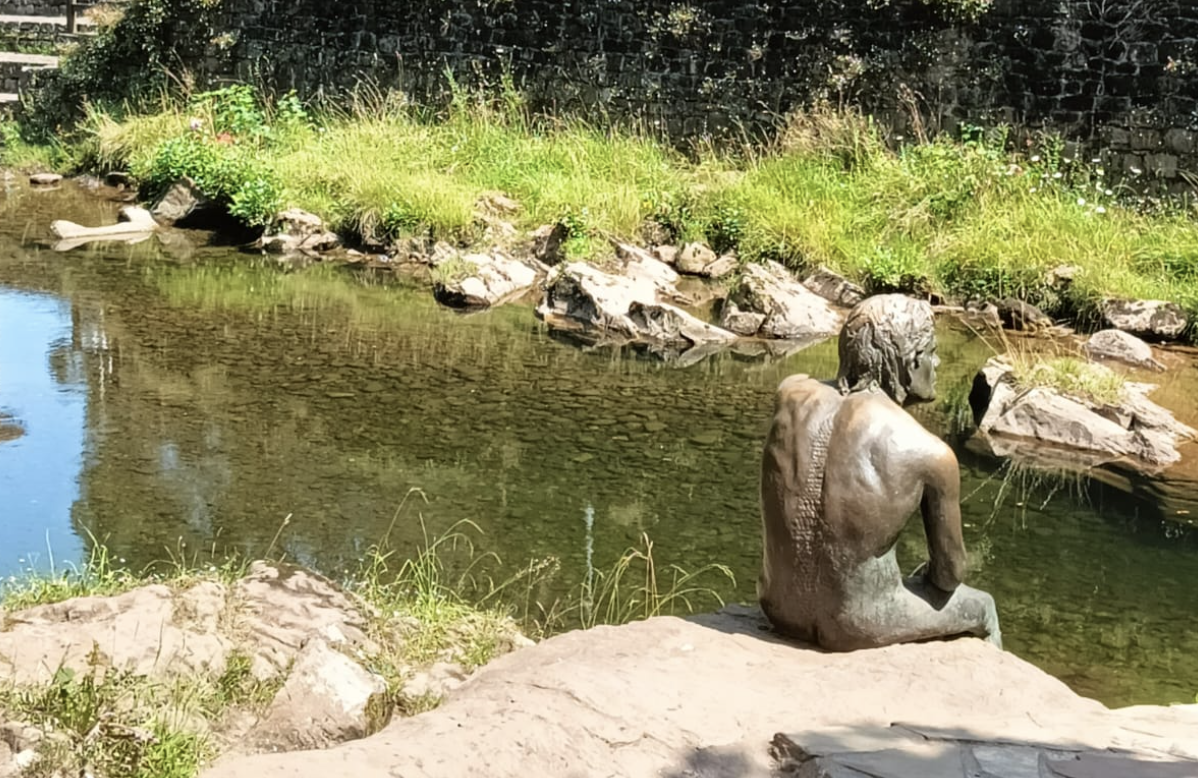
xmin=759 ymin=294 xmax=1001 ymax=651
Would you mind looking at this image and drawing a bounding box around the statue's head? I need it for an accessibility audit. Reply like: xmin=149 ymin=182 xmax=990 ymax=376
xmin=836 ymin=294 xmax=938 ymax=406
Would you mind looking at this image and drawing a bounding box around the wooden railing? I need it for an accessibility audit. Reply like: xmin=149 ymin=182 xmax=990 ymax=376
xmin=65 ymin=0 xmax=128 ymax=35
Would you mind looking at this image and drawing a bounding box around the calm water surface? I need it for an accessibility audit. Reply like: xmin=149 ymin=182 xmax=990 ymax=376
xmin=0 ymin=182 xmax=1196 ymax=707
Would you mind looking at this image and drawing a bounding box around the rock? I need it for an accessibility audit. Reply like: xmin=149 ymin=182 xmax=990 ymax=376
xmin=199 ymin=606 xmax=1198 ymax=778
xmin=802 ymin=266 xmax=866 ymax=307
xmin=252 ymin=638 xmax=387 ymax=751
xmin=719 ymin=301 xmax=769 ymax=336
xmin=433 ymin=250 xmax=539 ymax=309
xmin=676 ymin=242 xmax=718 ymax=275
xmin=614 ymin=242 xmax=680 ymax=297
xmin=1046 ymin=264 xmax=1080 ymax=288
xmin=675 ymin=243 xmax=737 ymax=278
xmin=476 ymin=192 xmax=520 ymax=216
xmin=28 ymin=172 xmax=61 ymax=187
xmin=1100 ymin=298 xmax=1188 ymax=342
xmin=538 ymin=262 xmax=736 ymax=350
xmin=260 ymin=208 xmax=341 ymax=255
xmin=151 ymin=177 xmax=210 ymax=222
xmin=104 ymin=171 xmax=133 ymax=188
xmin=996 ymin=297 xmax=1053 ymax=331
xmin=969 ymin=356 xmax=1195 ymax=467
xmin=653 ymin=245 xmax=680 ymax=267
xmin=1084 ymin=329 xmax=1165 ymax=371
xmin=402 ymin=661 xmax=469 ymax=701
xmin=50 ymin=205 xmax=159 ymax=251
xmin=530 ymin=223 xmax=569 ymax=266
xmin=963 ymin=299 xmax=1002 ymax=329
xmin=722 ymin=261 xmax=844 ymax=339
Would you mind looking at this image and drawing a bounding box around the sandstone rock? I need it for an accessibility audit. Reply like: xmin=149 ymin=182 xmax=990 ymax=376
xmin=28 ymin=172 xmax=61 ymax=187
xmin=1100 ymin=298 xmax=1188 ymax=341
xmin=252 ymin=638 xmax=387 ymax=752
xmin=802 ymin=266 xmax=866 ymax=307
xmin=676 ymin=242 xmax=717 ymax=275
xmin=963 ymin=299 xmax=1002 ymax=330
xmin=969 ymin=356 xmax=1195 ymax=467
xmin=530 ymin=223 xmax=569 ymax=266
xmin=653 ymin=245 xmax=680 ymax=267
xmin=538 ymin=262 xmax=736 ymax=350
xmin=1084 ymin=329 xmax=1165 ymax=371
xmin=432 ymin=250 xmax=539 ymax=309
xmin=996 ymin=297 xmax=1053 ymax=331
xmin=723 ymin=261 xmax=844 ymax=339
xmin=151 ymin=177 xmax=209 ymax=222
xmin=402 ymin=661 xmax=469 ymax=701
xmin=260 ymin=208 xmax=341 ymax=255
xmin=614 ymin=242 xmax=680 ymax=297
xmin=199 ymin=606 xmax=1198 ymax=778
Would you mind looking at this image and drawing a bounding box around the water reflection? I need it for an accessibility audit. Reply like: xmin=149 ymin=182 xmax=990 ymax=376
xmin=0 ymin=184 xmax=1195 ymax=707
xmin=0 ymin=289 xmax=88 ymax=577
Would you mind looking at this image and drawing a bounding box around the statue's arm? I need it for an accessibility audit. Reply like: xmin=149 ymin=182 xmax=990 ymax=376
xmin=920 ymin=445 xmax=967 ymax=592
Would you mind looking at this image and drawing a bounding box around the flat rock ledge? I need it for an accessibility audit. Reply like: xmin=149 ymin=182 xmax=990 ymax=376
xmin=201 ymin=605 xmax=1198 ymax=778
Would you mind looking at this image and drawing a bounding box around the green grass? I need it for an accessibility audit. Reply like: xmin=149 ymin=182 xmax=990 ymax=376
xmin=10 ymin=87 xmax=1198 ymax=336
xmin=1008 ymin=355 xmax=1127 ymax=405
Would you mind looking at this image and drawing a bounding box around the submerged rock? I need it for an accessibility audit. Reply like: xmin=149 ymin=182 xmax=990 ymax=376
xmin=432 ymin=249 xmax=539 ymax=309
xmin=969 ymin=356 xmax=1195 ymax=467
xmin=1084 ymin=329 xmax=1165 ymax=371
xmin=1100 ymin=298 xmax=1188 ymax=341
xmin=721 ymin=261 xmax=844 ymax=339
xmin=50 ymin=205 xmax=159 ymax=251
xmin=200 ymin=605 xmax=1198 ymax=778
xmin=538 ymin=262 xmax=736 ymax=352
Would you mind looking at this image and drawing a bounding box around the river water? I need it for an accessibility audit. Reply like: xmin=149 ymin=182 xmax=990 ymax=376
xmin=0 ymin=181 xmax=1196 ymax=708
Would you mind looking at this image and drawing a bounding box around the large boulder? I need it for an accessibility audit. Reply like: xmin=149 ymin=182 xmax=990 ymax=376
xmin=537 ymin=262 xmax=736 ymax=350
xmin=802 ymin=266 xmax=866 ymax=307
xmin=1100 ymin=298 xmax=1188 ymax=341
xmin=969 ymin=356 xmax=1195 ymax=467
xmin=613 ymin=242 xmax=680 ymax=297
xmin=996 ymin=297 xmax=1053 ymax=332
xmin=676 ymin=243 xmax=737 ymax=279
xmin=1084 ymin=329 xmax=1165 ymax=371
xmin=721 ymin=261 xmax=845 ymax=339
xmin=200 ymin=606 xmax=1198 ymax=778
xmin=151 ymin=177 xmax=211 ymax=223
xmin=432 ymin=250 xmax=539 ymax=309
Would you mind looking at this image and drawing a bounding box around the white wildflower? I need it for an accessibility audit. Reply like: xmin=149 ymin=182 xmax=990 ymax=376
xmin=1052 ymin=171 xmax=1063 ymax=179
xmin=1095 ymin=206 xmax=1107 ymax=214
xmin=1030 ymin=154 xmax=1041 ymax=162
xmin=1077 ymin=197 xmax=1086 ymax=206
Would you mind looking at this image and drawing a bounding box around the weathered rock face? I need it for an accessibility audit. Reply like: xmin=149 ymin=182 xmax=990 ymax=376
xmin=151 ymin=177 xmax=210 ymax=223
xmin=613 ymin=242 xmax=680 ymax=297
xmin=537 ymin=262 xmax=736 ymax=351
xmin=251 ymin=637 xmax=388 ymax=752
xmin=969 ymin=356 xmax=1195 ymax=467
xmin=259 ymin=208 xmax=341 ymax=255
xmin=1100 ymin=298 xmax=1189 ymax=341
xmin=721 ymin=261 xmax=845 ymax=340
xmin=1084 ymin=329 xmax=1165 ymax=371
xmin=676 ymin=243 xmax=737 ymax=279
xmin=432 ymin=250 xmax=540 ymax=309
xmin=802 ymin=266 xmax=866 ymax=308
xmin=201 ymin=606 xmax=1198 ymax=778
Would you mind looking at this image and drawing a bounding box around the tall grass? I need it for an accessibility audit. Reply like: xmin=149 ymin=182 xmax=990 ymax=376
xmin=7 ymin=85 xmax=1198 ymax=332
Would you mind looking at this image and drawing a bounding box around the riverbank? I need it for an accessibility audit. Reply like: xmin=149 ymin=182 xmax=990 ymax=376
xmin=5 ymin=85 xmax=1198 ymax=340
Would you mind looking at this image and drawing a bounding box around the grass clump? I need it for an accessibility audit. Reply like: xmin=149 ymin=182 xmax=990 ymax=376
xmin=1009 ymin=356 xmax=1127 ymax=406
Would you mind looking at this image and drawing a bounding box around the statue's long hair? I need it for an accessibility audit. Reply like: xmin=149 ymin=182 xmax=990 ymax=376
xmin=836 ymin=295 xmax=935 ymax=405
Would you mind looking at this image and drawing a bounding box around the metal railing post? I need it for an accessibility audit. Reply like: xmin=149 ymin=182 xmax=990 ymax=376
xmin=66 ymin=2 xmax=77 ymax=34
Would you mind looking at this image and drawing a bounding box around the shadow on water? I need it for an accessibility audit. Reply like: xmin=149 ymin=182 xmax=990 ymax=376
xmin=0 ymin=182 xmax=1197 ymax=707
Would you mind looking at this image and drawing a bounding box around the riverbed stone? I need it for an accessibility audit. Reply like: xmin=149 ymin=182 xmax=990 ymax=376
xmin=151 ymin=177 xmax=210 ymax=222
xmin=969 ymin=356 xmax=1195 ymax=467
xmin=722 ymin=261 xmax=844 ymax=339
xmin=432 ymin=250 xmax=539 ymax=309
xmin=1100 ymin=298 xmax=1188 ymax=341
xmin=199 ymin=606 xmax=1198 ymax=778
xmin=676 ymin=242 xmax=717 ymax=275
xmin=260 ymin=208 xmax=341 ymax=255
xmin=1084 ymin=329 xmax=1165 ymax=371
xmin=529 ymin=223 xmax=569 ymax=266
xmin=802 ymin=266 xmax=866 ymax=307
xmin=996 ymin=297 xmax=1053 ymax=331
xmin=614 ymin=241 xmax=680 ymax=296
xmin=538 ymin=262 xmax=735 ymax=350
xmin=27 ymin=172 xmax=61 ymax=187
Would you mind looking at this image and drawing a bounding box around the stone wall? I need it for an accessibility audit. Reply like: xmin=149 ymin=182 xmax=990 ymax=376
xmin=215 ymin=0 xmax=1198 ymax=185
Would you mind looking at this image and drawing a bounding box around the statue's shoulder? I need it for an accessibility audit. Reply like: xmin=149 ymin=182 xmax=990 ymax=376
xmin=775 ymin=374 xmax=836 ymax=401
xmin=841 ymin=392 xmax=952 ymax=458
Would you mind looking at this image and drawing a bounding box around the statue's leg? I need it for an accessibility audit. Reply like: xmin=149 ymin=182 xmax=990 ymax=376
xmin=822 ymin=580 xmax=1002 ymax=651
